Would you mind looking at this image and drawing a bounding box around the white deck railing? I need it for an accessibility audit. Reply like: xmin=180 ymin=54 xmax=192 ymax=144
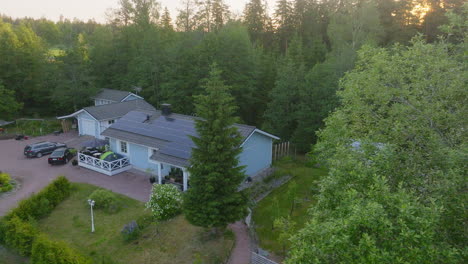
xmin=78 ymin=153 xmax=131 ymax=176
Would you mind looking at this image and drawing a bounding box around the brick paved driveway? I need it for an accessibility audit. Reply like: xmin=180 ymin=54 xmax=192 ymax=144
xmin=0 ymin=132 xmax=152 ymax=216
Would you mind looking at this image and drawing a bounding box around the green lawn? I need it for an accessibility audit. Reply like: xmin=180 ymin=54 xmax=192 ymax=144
xmin=37 ymin=183 xmax=234 ymax=264
xmin=252 ymin=157 xmax=327 ymax=256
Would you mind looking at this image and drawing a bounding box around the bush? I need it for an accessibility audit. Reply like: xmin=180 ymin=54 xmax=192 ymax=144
xmin=121 ymin=220 xmax=140 ymax=242
xmin=0 ymin=172 xmax=13 ymax=193
xmin=145 ymin=184 xmax=182 ymax=221
xmin=136 ymin=214 xmax=153 ymax=230
xmin=88 ymin=189 xmax=121 ymax=214
xmin=7 ymin=176 xmax=71 ymax=221
xmin=31 ymin=235 xmax=91 ymax=264
xmin=3 ymin=216 xmax=39 ymax=256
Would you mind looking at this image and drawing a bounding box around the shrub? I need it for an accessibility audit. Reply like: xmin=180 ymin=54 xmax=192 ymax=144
xmin=136 ymin=214 xmax=153 ymax=229
xmin=0 ymin=172 xmax=13 ymax=193
xmin=3 ymin=216 xmax=39 ymax=256
xmin=145 ymin=184 xmax=182 ymax=221
xmin=121 ymin=220 xmax=140 ymax=242
xmin=88 ymin=189 xmax=121 ymax=214
xmin=7 ymin=176 xmax=71 ymax=221
xmin=31 ymin=235 xmax=91 ymax=264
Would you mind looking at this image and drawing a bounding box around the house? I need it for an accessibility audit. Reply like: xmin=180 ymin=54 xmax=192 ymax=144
xmin=58 ymin=89 xmax=155 ymax=139
xmin=78 ymin=104 xmax=279 ymax=191
xmin=93 ymin=88 xmax=143 ymax=105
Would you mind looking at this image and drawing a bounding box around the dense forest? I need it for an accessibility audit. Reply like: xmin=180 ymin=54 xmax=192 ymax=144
xmin=1 ymin=0 xmax=464 ymax=152
xmin=1 ymin=1 xmax=466 ymax=263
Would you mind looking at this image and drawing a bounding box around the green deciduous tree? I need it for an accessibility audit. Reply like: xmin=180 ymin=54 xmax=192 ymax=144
xmin=52 ymin=34 xmax=95 ymax=112
xmin=0 ymin=81 xmax=23 ymax=120
xmin=287 ymin=35 xmax=467 ymax=263
xmin=183 ymin=65 xmax=248 ymax=231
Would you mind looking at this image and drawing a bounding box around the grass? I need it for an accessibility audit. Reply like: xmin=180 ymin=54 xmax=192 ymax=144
xmin=1 ymin=119 xmax=61 ymax=137
xmin=37 ymin=183 xmax=234 ymax=264
xmin=252 ymin=157 xmax=328 ymax=256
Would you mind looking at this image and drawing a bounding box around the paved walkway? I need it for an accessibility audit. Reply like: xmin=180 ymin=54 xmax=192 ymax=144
xmin=228 ymin=221 xmax=251 ymax=264
xmin=0 ymin=132 xmax=152 ymax=216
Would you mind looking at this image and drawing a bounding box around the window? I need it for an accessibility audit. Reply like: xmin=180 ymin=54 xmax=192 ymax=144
xmin=108 ymin=120 xmax=115 ymax=125
xmin=120 ymin=141 xmax=128 ymax=154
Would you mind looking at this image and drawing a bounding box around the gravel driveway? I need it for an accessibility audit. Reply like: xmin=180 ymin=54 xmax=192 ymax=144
xmin=0 ymin=132 xmax=152 ymax=216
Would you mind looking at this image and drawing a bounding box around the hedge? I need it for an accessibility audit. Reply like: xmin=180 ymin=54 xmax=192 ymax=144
xmin=0 ymin=176 xmax=89 ymax=263
xmin=0 ymin=172 xmax=14 ymax=193
xmin=31 ymin=235 xmax=91 ymax=264
xmin=2 ymin=215 xmax=39 ymax=256
xmin=6 ymin=176 xmax=71 ymax=221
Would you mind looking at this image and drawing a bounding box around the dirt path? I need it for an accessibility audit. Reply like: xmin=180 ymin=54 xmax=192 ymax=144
xmin=228 ymin=221 xmax=251 ymax=264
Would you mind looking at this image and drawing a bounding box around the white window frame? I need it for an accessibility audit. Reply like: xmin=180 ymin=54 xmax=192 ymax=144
xmin=119 ymin=140 xmax=128 ymax=154
xmin=108 ymin=119 xmax=115 ymax=125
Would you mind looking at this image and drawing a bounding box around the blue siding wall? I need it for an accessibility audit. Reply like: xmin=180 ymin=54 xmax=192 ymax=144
xmin=122 ymin=94 xmax=140 ymax=102
xmin=109 ymin=138 xmax=169 ymax=176
xmin=239 ymin=132 xmax=273 ymax=176
xmin=109 ymin=138 xmax=117 ymax=152
xmin=108 ymin=131 xmax=273 ymax=178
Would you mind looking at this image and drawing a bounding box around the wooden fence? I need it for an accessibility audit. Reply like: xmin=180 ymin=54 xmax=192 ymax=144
xmin=272 ymin=141 xmax=296 ymax=161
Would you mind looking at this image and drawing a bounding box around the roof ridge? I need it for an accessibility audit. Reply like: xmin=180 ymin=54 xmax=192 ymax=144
xmin=85 ymin=99 xmax=146 ymax=110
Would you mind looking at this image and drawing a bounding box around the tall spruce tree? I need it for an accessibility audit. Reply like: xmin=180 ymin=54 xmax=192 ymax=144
xmin=183 ymin=64 xmax=248 ymax=231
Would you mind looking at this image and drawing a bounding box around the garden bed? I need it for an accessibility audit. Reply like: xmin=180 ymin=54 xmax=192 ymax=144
xmin=252 ymin=157 xmax=327 ymax=257
xmin=37 ymin=183 xmax=234 ymax=264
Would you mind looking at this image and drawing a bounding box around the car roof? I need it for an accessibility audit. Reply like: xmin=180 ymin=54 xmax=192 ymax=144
xmin=31 ymin=141 xmax=50 ymax=145
xmin=27 ymin=141 xmax=49 ymax=147
xmin=53 ymin=147 xmax=67 ymax=151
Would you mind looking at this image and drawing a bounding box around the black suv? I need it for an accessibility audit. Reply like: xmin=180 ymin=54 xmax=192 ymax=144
xmin=24 ymin=142 xmax=67 ymax=158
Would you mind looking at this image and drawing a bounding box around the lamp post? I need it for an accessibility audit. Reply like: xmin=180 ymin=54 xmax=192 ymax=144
xmin=87 ymin=199 xmax=95 ymax=233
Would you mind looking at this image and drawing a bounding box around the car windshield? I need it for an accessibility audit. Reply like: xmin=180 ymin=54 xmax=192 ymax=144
xmin=51 ymin=150 xmax=64 ymax=157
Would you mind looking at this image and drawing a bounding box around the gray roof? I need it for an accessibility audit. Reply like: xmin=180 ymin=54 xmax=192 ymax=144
xmin=84 ymin=100 xmax=156 ymax=120
xmin=93 ymin=88 xmax=139 ymax=102
xmin=101 ymin=110 xmax=261 ymax=167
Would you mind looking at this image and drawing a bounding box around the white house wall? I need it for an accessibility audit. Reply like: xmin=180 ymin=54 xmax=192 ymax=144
xmin=77 ymin=111 xmax=99 ymax=138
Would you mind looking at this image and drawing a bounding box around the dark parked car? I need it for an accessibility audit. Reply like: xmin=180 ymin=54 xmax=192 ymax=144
xmin=24 ymin=141 xmax=67 ymax=158
xmin=48 ymin=148 xmax=75 ymax=165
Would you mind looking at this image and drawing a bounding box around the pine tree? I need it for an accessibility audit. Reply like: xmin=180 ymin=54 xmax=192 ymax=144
xmin=183 ymin=64 xmax=248 ymax=231
xmin=243 ymin=0 xmax=270 ymax=43
xmin=160 ymin=7 xmax=173 ymax=30
xmin=212 ymin=0 xmax=230 ymax=31
xmin=274 ymin=0 xmax=295 ymax=51
xmin=263 ymin=36 xmax=305 ymax=140
xmin=176 ymin=0 xmax=197 ymax=32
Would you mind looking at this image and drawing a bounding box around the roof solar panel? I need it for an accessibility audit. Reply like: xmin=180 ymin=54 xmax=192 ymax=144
xmin=108 ymin=110 xmax=257 ymax=162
